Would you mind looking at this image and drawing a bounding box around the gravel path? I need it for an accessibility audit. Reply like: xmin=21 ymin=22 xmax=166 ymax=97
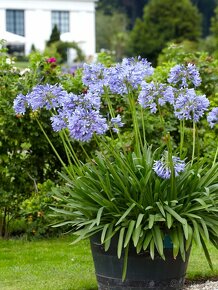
xmin=184 ymin=280 xmax=218 ymax=290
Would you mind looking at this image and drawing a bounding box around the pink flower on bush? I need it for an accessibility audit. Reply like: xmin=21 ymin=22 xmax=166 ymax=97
xmin=47 ymin=57 xmax=56 ymax=63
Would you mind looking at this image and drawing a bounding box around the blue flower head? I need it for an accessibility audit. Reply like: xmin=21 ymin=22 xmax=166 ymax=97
xmin=13 ymin=93 xmax=27 ymax=114
xmin=105 ymin=57 xmax=154 ymax=95
xmin=153 ymin=152 xmax=186 ymax=179
xmin=207 ymin=107 xmax=218 ymax=128
xmin=27 ymin=84 xmax=68 ymax=111
xmin=168 ymin=63 xmax=201 ymax=88
xmin=174 ymin=88 xmax=209 ymax=122
xmin=138 ymin=81 xmax=175 ymax=113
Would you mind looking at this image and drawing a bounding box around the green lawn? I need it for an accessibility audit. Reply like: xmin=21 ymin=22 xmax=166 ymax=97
xmin=0 ymin=235 xmax=217 ymax=290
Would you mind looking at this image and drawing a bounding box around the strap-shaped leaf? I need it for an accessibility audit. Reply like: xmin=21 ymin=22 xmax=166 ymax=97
xmin=150 ymin=239 xmax=155 ymax=260
xmin=116 ymin=203 xmax=136 ymax=226
xmin=166 ymin=213 xmax=173 ymax=229
xmin=170 ymin=230 xmax=180 ymax=258
xmin=148 ymin=214 xmax=155 ymax=229
xmin=136 ymin=213 xmax=144 ymax=228
xmin=96 ymin=207 xmax=104 ymax=226
xmin=192 ymin=220 xmax=202 ymax=247
xmin=185 ymin=225 xmax=193 ymax=251
xmin=152 ymin=226 xmax=164 ymax=259
xmin=164 ymin=205 xmax=186 ymax=225
xmin=101 ymin=223 xmax=110 ymax=244
xmin=182 ymin=220 xmax=189 ymax=240
xmin=143 ymin=231 xmax=152 ymax=250
xmin=136 ymin=233 xmax=145 ymax=253
xmin=124 ymin=220 xmax=136 ymax=247
xmin=200 ymin=219 xmax=210 ymax=241
xmin=122 ymin=243 xmax=129 ymax=281
xmin=117 ymin=227 xmax=125 ymax=258
xmin=178 ymin=227 xmax=185 ymax=261
xmin=133 ymin=224 xmax=142 ymax=247
xmin=104 ymin=223 xmax=114 ymax=251
xmin=156 ymin=201 xmax=166 ymax=217
xmin=200 ymin=236 xmax=214 ymax=271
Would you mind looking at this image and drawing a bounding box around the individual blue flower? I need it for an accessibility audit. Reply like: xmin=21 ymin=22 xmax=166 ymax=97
xmin=27 ymin=84 xmax=67 ymax=111
xmin=153 ymin=153 xmax=186 ymax=179
xmin=111 ymin=114 xmax=124 ymax=133
xmin=138 ymin=82 xmax=175 ymax=113
xmin=174 ymin=88 xmax=210 ymax=122
xmin=13 ymin=93 xmax=27 ymax=114
xmin=168 ymin=63 xmax=201 ymax=88
xmin=207 ymin=107 xmax=218 ymax=128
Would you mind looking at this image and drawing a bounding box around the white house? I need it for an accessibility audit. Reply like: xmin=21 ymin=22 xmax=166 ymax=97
xmin=0 ymin=0 xmax=97 ymax=57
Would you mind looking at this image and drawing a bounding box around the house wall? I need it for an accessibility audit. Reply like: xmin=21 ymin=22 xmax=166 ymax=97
xmin=0 ymin=0 xmax=97 ymax=57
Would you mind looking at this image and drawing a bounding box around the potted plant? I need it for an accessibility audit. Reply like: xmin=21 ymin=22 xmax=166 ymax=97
xmin=13 ymin=57 xmax=218 ymax=290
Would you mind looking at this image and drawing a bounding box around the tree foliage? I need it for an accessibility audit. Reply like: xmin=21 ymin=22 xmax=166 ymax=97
xmin=127 ymin=0 xmax=202 ymax=64
xmin=96 ymin=10 xmax=129 ymax=59
xmin=210 ymin=6 xmax=218 ymax=41
xmin=47 ymin=24 xmax=60 ymax=46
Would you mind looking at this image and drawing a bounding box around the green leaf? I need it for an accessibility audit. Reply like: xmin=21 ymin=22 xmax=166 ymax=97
xmin=150 ymin=239 xmax=155 ymax=260
xmin=148 ymin=214 xmax=155 ymax=229
xmin=117 ymin=227 xmax=125 ymax=258
xmin=166 ymin=213 xmax=173 ymax=229
xmin=116 ymin=203 xmax=136 ymax=226
xmin=185 ymin=225 xmax=193 ymax=251
xmin=122 ymin=243 xmax=129 ymax=281
xmin=156 ymin=201 xmax=166 ymax=217
xmin=152 ymin=226 xmax=164 ymax=259
xmin=200 ymin=219 xmax=210 ymax=241
xmin=182 ymin=220 xmax=189 ymax=240
xmin=178 ymin=227 xmax=185 ymax=261
xmin=136 ymin=213 xmax=144 ymax=228
xmin=200 ymin=236 xmax=214 ymax=271
xmin=96 ymin=207 xmax=104 ymax=226
xmin=133 ymin=224 xmax=142 ymax=247
xmin=192 ymin=220 xmax=202 ymax=247
xmin=124 ymin=220 xmax=136 ymax=247
xmin=104 ymin=223 xmax=114 ymax=251
xmin=101 ymin=224 xmax=110 ymax=244
xmin=143 ymin=231 xmax=152 ymax=250
xmin=164 ymin=205 xmax=186 ymax=225
xmin=170 ymin=230 xmax=180 ymax=258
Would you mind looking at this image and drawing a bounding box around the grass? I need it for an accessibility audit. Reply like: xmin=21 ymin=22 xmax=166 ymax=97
xmin=0 ymin=235 xmax=217 ymax=290
xmin=14 ymin=61 xmax=29 ymax=70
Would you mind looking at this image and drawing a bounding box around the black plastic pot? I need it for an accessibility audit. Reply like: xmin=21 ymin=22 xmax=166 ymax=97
xmin=90 ymin=234 xmax=191 ymax=290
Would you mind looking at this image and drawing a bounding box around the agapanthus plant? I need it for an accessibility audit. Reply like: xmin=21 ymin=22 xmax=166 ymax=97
xmin=13 ymin=57 xmax=218 ymax=279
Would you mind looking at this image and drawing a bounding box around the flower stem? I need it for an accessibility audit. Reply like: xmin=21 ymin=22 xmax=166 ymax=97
xmin=212 ymin=144 xmax=218 ymax=167
xmin=191 ymin=122 xmax=196 ymax=165
xmin=36 ymin=118 xmax=74 ymax=179
xmin=180 ymin=120 xmax=185 ymax=158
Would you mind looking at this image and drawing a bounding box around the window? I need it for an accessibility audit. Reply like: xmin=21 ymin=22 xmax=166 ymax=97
xmin=51 ymin=11 xmax=69 ymax=34
xmin=6 ymin=10 xmax=25 ymax=36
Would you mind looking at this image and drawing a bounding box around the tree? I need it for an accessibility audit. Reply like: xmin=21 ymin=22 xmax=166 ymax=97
xmin=191 ymin=0 xmax=217 ymax=37
xmin=47 ymin=24 xmax=60 ymax=46
xmin=96 ymin=11 xmax=129 ymax=59
xmin=210 ymin=6 xmax=218 ymax=39
xmin=97 ymin=0 xmax=149 ymax=28
xmin=128 ymin=0 xmax=202 ymax=64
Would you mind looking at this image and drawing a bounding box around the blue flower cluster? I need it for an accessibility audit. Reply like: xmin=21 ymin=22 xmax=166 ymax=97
xmin=13 ymin=57 xmax=218 ymax=178
xmin=153 ymin=153 xmax=186 ymax=179
xmin=207 ymin=107 xmax=218 ymax=128
xmin=168 ymin=63 xmax=201 ymax=87
xmin=138 ymin=64 xmax=210 ymax=122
